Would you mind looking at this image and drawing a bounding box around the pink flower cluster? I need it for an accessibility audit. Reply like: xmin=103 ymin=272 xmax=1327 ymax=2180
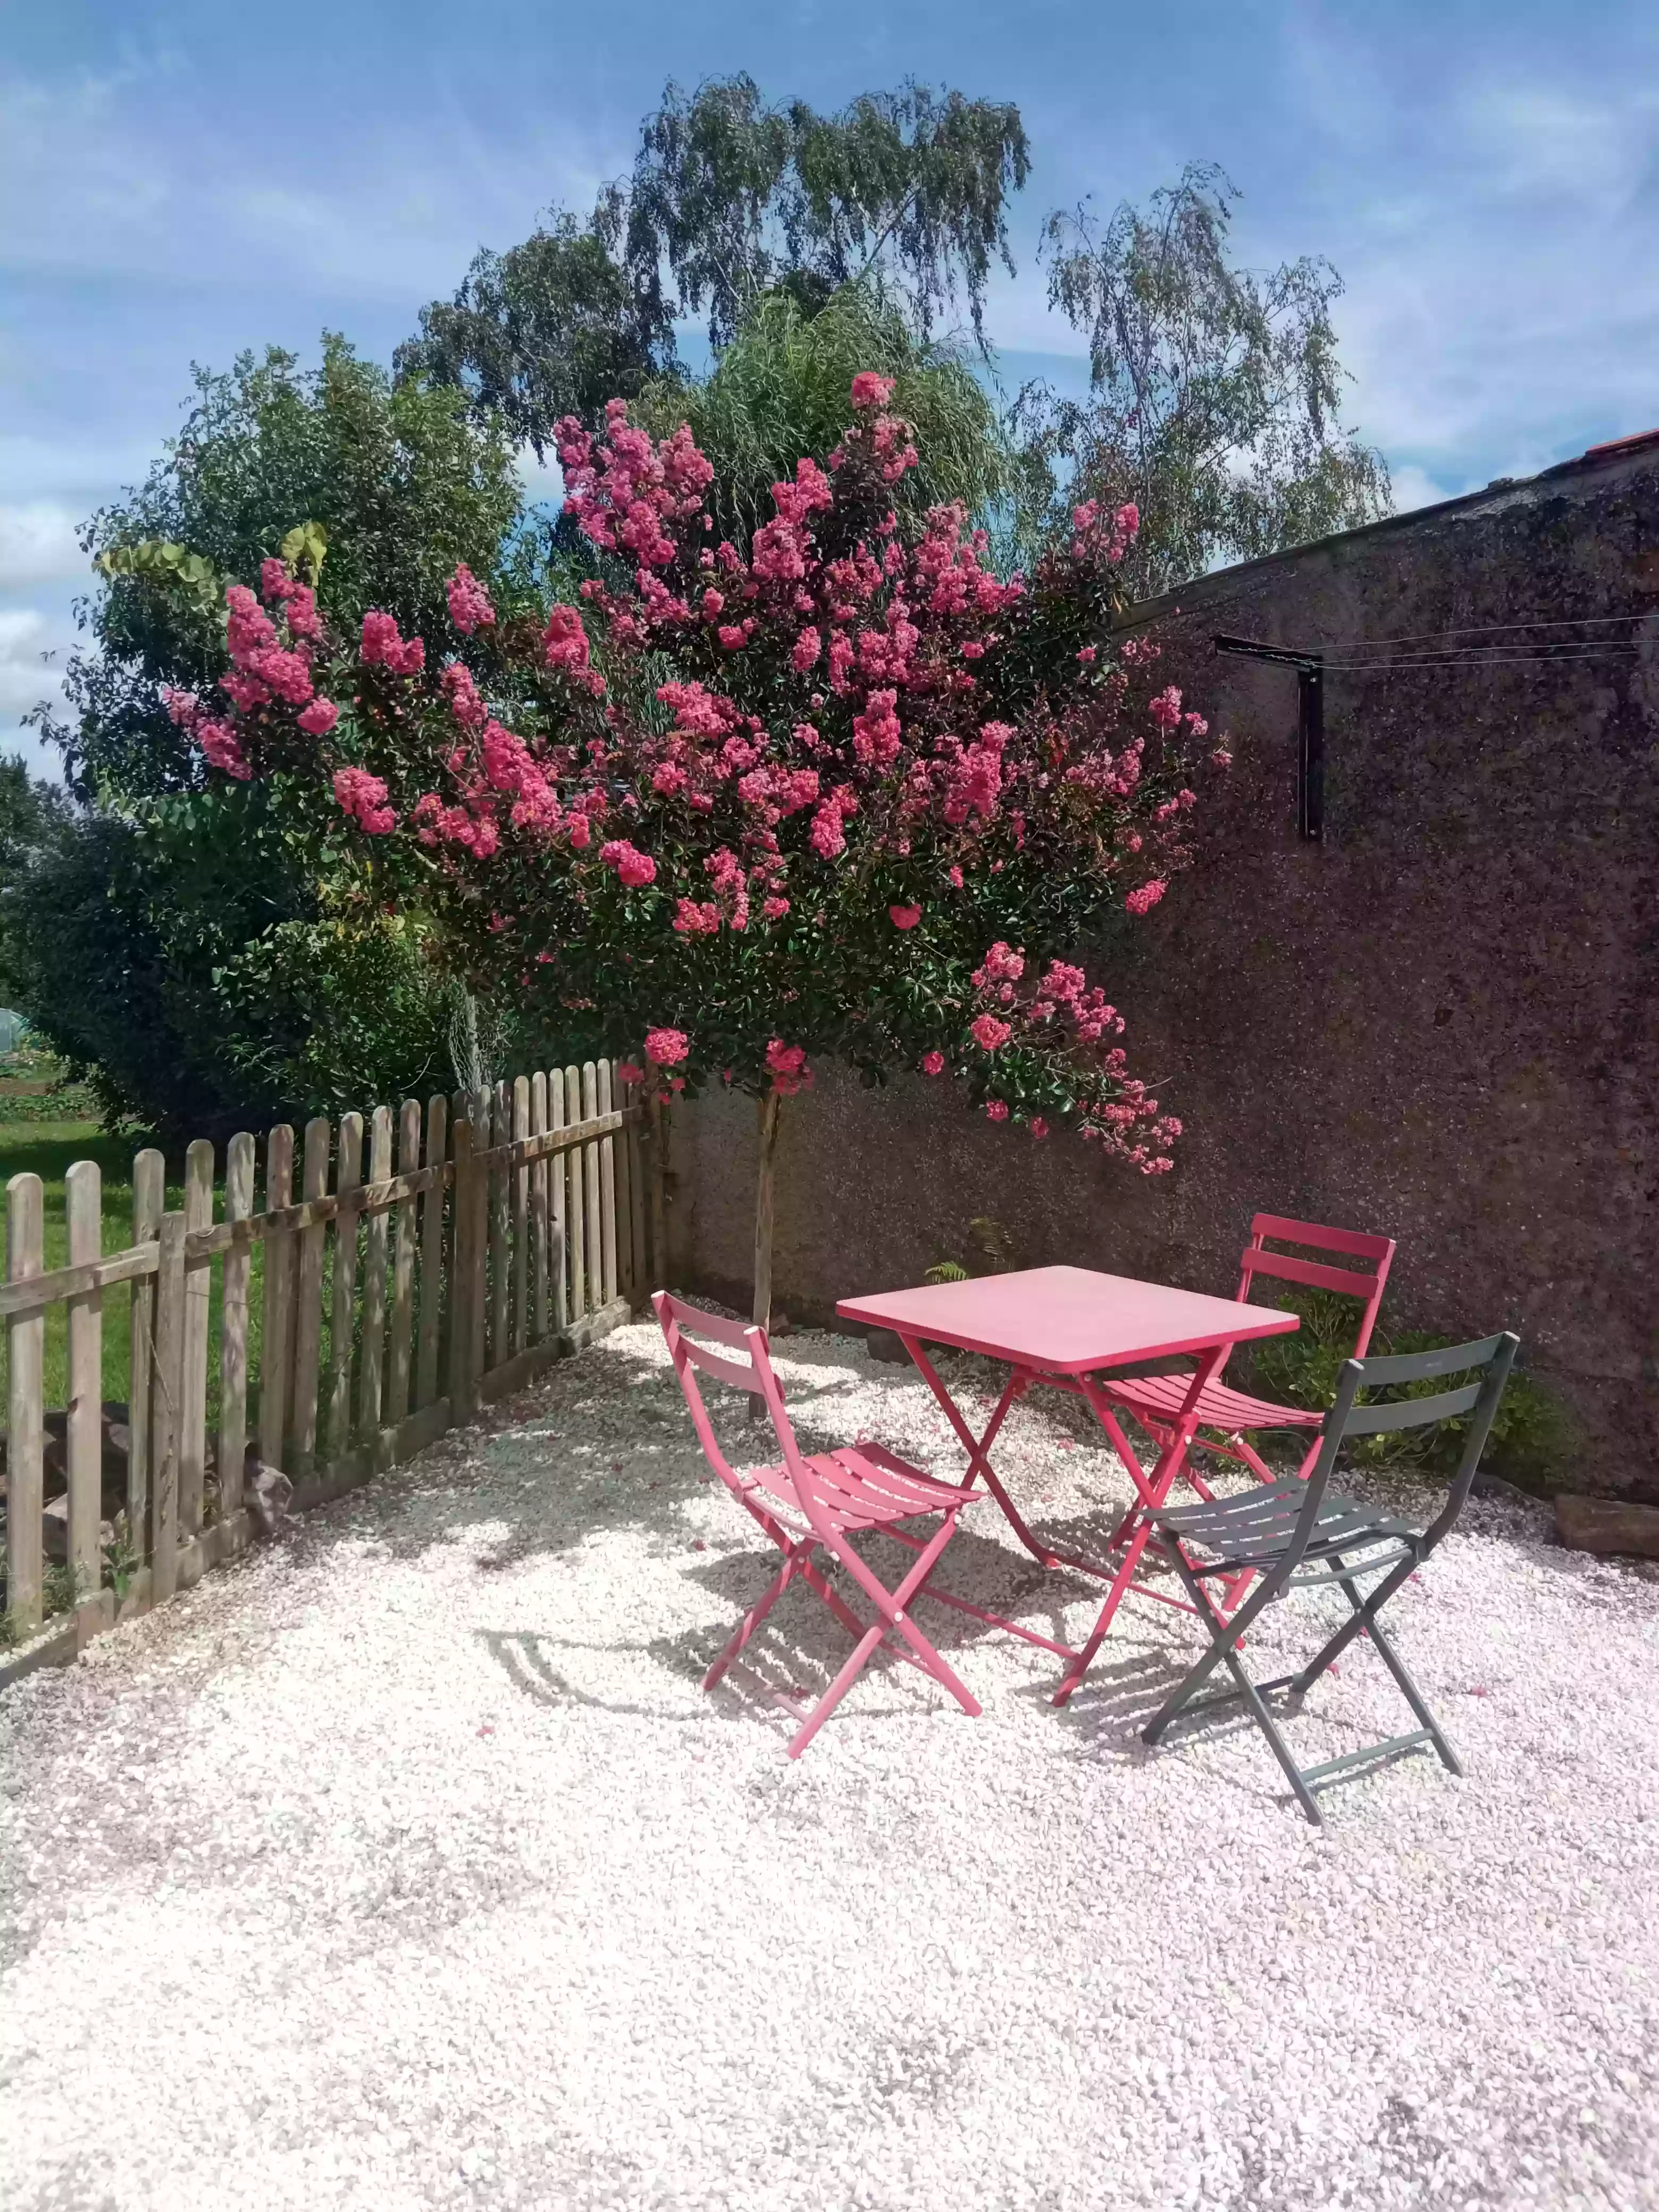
xmin=644 ymin=1027 xmax=690 ymax=1067
xmin=223 ymin=583 xmax=315 ymax=709
xmin=542 ymin=603 xmax=604 ymax=694
xmin=554 ymin=399 xmax=715 ymax=568
xmin=166 ymin=688 xmax=253 ymax=780
xmin=765 ymin=1039 xmax=812 ymax=1096
xmin=333 ymin=766 xmax=396 ymax=834
xmin=446 ymin=564 xmax=496 ymax=635
xmin=1069 ymin=498 xmax=1139 ymax=566
xmin=361 ymin=610 xmax=425 ymax=675
xmin=599 ymin=838 xmax=657 ymax=889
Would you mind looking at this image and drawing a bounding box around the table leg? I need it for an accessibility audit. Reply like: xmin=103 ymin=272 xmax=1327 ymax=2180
xmin=899 ymin=1336 xmax=1057 ymax=1568
xmin=1051 ymin=1343 xmax=1233 ymax=1706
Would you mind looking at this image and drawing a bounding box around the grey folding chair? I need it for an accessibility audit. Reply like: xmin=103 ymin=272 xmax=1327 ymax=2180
xmin=1141 ymin=1330 xmax=1519 ymax=1823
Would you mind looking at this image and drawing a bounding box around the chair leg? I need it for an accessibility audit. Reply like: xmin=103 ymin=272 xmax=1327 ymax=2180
xmin=1313 ymin=1560 xmax=1463 ymax=1776
xmin=1141 ymin=1554 xmax=1325 ymax=1823
xmin=785 ymin=1514 xmax=983 ymax=1757
xmin=786 ymin=1623 xmax=887 ymax=1757
xmin=1141 ymin=1559 xmax=1284 ymax=1741
xmin=703 ymin=1543 xmax=808 ymax=1690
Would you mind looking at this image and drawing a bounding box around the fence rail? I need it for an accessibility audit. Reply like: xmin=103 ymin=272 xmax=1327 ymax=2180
xmin=1 ymin=1062 xmax=660 ymax=1674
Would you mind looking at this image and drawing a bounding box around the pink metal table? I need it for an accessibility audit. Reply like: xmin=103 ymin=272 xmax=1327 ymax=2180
xmin=836 ymin=1266 xmax=1299 ymax=1704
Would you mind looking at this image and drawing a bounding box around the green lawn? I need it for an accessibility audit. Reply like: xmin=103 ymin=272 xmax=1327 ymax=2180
xmin=0 ymin=1119 xmax=269 ymax=1425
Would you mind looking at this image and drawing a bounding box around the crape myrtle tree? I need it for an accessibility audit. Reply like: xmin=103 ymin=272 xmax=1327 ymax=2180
xmin=162 ymin=377 xmax=1224 ymax=1325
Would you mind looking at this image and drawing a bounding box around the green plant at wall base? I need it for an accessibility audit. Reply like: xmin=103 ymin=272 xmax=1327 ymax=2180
xmin=1249 ymin=1291 xmax=1568 ymax=1486
xmin=924 ymin=1217 xmax=1016 ymax=1283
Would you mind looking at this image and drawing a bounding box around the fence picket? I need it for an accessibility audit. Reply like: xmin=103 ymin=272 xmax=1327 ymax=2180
xmin=219 ymin=1135 xmax=255 ymax=1523
xmin=357 ymin=1107 xmax=393 ymax=1439
xmin=386 ymin=1100 xmax=422 ymax=1424
xmin=64 ymin=1161 xmax=103 ymax=1605
xmin=582 ymin=1063 xmax=602 ymax=1313
xmin=152 ymin=1213 xmax=186 ymax=1604
xmin=324 ymin=1114 xmax=364 ymax=1461
xmin=180 ymin=1141 xmax=215 ymax=1538
xmin=288 ymin=1119 xmax=332 ymax=1483
xmin=447 ymin=1108 xmax=475 ymax=1415
xmin=469 ymin=1090 xmax=489 ymax=1388
xmin=258 ymin=1127 xmax=296 ymax=1468
xmin=565 ymin=1066 xmax=586 ymax=1324
xmin=512 ymin=1076 xmax=531 ymax=1356
xmin=5 ymin=1173 xmax=46 ymax=1634
xmin=598 ymin=1062 xmax=618 ymax=1308
xmin=530 ymin=1073 xmax=549 ymax=1344
xmin=550 ymin=1069 xmax=569 ymax=1334
xmin=489 ymin=1080 xmax=510 ymax=1369
xmin=128 ymin=1150 xmax=164 ymax=1555
xmin=414 ymin=1096 xmax=447 ymax=1409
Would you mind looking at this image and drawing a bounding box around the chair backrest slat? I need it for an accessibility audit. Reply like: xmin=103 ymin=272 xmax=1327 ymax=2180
xmin=1293 ymin=1330 xmax=1520 ymax=1566
xmin=1249 ymin=1213 xmax=1394 ymax=1260
xmin=1351 ymin=1331 xmax=1509 ymax=1388
xmin=1239 ymin=1249 xmax=1382 ymax=1301
xmin=678 ymin=1334 xmax=768 ymax=1396
xmin=1341 ymin=1380 xmax=1484 ymax=1434
xmin=1237 ymin=1213 xmax=1396 ymax=1360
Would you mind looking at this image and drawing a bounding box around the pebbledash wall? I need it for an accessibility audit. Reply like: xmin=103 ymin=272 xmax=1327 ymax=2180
xmin=671 ymin=433 xmax=1659 ymax=1503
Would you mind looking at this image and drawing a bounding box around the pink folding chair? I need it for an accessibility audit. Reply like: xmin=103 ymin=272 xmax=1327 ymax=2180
xmin=654 ymin=1291 xmax=984 ymax=1758
xmin=1103 ymin=1214 xmax=1396 ymax=1488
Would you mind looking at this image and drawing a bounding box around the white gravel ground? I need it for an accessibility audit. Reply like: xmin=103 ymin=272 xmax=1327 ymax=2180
xmin=4 ymin=1319 xmax=1658 ymax=2212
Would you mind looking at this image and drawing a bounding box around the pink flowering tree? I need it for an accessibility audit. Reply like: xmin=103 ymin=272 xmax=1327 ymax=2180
xmin=169 ymin=374 xmax=1225 ymax=1325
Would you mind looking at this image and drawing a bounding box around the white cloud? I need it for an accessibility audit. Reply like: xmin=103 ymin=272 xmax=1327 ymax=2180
xmin=0 ymin=609 xmax=69 ymax=723
xmin=1387 ymin=463 xmax=1462 ymax=514
xmin=0 ymin=504 xmax=88 ymax=590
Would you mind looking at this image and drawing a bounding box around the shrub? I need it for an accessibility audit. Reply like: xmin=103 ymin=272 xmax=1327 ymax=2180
xmin=1250 ymin=1290 xmax=1568 ymax=1489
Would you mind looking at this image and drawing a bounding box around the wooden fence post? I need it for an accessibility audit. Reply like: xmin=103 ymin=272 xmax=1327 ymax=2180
xmin=219 ymin=1134 xmax=254 ymax=1524
xmin=550 ymin=1068 xmax=569 ymax=1335
xmin=386 ymin=1099 xmax=422 ymax=1425
xmin=530 ymin=1073 xmax=549 ymax=1345
xmin=128 ymin=1150 xmax=164 ymax=1558
xmin=289 ymin=1118 xmax=332 ymax=1482
xmin=489 ymin=1080 xmax=510 ymax=1372
xmin=512 ymin=1074 xmax=531 ymax=1356
xmin=64 ymin=1160 xmax=104 ymax=1608
xmin=258 ymin=1126 xmax=295 ymax=1469
xmin=470 ymin=1090 xmax=490 ymax=1390
xmin=447 ymin=1110 xmax=475 ymax=1417
xmin=597 ymin=1062 xmax=618 ymax=1310
xmin=357 ymin=1106 xmax=393 ymax=1440
xmin=323 ymin=1113 xmax=363 ymax=1464
xmin=5 ymin=1172 xmax=45 ymax=1635
xmin=414 ymin=1095 xmax=447 ymax=1410
xmin=180 ymin=1139 xmax=214 ymax=1538
xmin=581 ymin=1063 xmax=602 ymax=1315
xmin=152 ymin=1212 xmax=187 ymax=1604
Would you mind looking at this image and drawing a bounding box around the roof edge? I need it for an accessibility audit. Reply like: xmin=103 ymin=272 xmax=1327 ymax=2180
xmin=1110 ymin=434 xmax=1659 ymax=632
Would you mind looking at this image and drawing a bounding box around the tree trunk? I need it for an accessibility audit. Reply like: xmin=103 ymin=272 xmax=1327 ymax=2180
xmin=752 ymin=1090 xmax=782 ymax=1331
xmin=748 ymin=1091 xmax=783 ymax=1420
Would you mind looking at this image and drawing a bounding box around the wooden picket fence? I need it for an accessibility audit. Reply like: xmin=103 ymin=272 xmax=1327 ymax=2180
xmin=1 ymin=1060 xmax=665 ymax=1674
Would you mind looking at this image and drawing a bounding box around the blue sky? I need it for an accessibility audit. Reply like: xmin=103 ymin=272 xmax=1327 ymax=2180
xmin=4 ymin=0 xmax=1658 ymax=778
